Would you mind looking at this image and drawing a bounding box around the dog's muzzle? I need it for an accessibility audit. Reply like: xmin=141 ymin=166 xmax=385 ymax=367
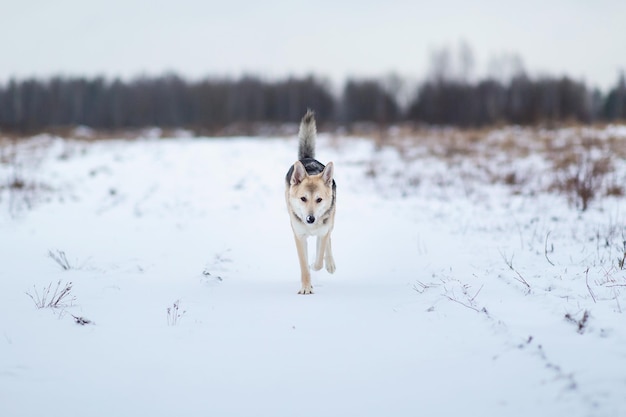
xmin=306 ymin=215 xmax=315 ymax=224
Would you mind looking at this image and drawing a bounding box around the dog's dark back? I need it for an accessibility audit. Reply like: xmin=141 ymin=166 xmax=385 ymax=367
xmin=285 ymin=158 xmax=334 ymax=185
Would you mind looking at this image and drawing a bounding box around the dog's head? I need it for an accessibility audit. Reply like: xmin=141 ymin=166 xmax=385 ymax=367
xmin=288 ymin=161 xmax=335 ymax=226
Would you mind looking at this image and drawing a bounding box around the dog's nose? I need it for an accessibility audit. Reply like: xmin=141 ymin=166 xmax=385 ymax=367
xmin=306 ymin=215 xmax=315 ymax=224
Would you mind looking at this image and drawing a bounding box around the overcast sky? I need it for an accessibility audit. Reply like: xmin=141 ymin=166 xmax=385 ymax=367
xmin=2 ymin=0 xmax=625 ymax=91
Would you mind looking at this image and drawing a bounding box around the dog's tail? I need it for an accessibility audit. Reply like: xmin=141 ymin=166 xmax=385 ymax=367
xmin=298 ymin=109 xmax=317 ymax=160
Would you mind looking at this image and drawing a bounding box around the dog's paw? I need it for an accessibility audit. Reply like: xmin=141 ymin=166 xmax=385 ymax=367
xmin=326 ymin=259 xmax=336 ymax=274
xmin=298 ymin=285 xmax=314 ymax=295
xmin=311 ymin=261 xmax=323 ymax=271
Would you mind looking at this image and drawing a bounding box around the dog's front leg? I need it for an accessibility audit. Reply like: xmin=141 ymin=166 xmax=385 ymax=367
xmin=313 ymin=233 xmax=336 ymax=273
xmin=325 ymin=234 xmax=336 ymax=273
xmin=294 ymin=234 xmax=313 ymax=294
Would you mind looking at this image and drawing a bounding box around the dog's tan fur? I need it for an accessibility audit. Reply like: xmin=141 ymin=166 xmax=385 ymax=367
xmin=285 ymin=111 xmax=336 ymax=294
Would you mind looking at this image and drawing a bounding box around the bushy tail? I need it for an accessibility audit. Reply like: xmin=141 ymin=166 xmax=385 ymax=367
xmin=298 ymin=109 xmax=316 ymax=160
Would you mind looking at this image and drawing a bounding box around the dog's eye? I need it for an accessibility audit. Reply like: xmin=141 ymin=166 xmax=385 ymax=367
xmin=316 ymin=198 xmax=322 ymax=203
xmin=300 ymin=197 xmax=307 ymax=202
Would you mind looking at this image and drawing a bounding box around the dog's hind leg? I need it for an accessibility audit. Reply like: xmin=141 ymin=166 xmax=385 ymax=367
xmin=294 ymin=234 xmax=313 ymax=294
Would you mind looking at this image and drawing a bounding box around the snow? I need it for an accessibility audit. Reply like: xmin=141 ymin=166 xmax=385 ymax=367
xmin=1 ymin=127 xmax=625 ymax=416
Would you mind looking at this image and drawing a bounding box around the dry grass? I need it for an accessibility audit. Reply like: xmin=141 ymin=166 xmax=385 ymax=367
xmin=1 ymin=135 xmax=59 ymax=215
xmin=370 ymin=123 xmax=626 ymax=211
xmin=166 ymin=300 xmax=186 ymax=326
xmin=25 ymin=280 xmax=76 ymax=309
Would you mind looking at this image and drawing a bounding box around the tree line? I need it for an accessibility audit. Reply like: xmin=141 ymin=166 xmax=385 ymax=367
xmin=1 ymin=72 xmax=625 ymax=133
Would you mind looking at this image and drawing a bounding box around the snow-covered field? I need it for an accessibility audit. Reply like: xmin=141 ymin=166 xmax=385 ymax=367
xmin=1 ymin=125 xmax=625 ymax=416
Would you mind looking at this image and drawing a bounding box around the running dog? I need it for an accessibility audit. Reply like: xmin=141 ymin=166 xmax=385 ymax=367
xmin=285 ymin=110 xmax=336 ymax=294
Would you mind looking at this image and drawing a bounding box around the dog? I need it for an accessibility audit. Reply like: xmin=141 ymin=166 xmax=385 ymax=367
xmin=285 ymin=110 xmax=336 ymax=294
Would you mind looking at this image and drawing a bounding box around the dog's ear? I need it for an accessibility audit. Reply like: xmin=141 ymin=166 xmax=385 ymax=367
xmin=321 ymin=162 xmax=334 ymax=185
xmin=291 ymin=161 xmax=307 ymax=185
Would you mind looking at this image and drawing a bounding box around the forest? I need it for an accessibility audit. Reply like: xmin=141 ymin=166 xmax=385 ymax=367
xmin=1 ymin=71 xmax=625 ymax=134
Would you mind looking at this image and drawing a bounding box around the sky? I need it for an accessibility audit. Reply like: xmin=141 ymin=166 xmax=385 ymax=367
xmin=2 ymin=0 xmax=625 ymax=91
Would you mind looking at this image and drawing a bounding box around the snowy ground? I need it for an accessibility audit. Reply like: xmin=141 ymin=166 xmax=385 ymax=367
xmin=1 ymin=126 xmax=625 ymax=416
